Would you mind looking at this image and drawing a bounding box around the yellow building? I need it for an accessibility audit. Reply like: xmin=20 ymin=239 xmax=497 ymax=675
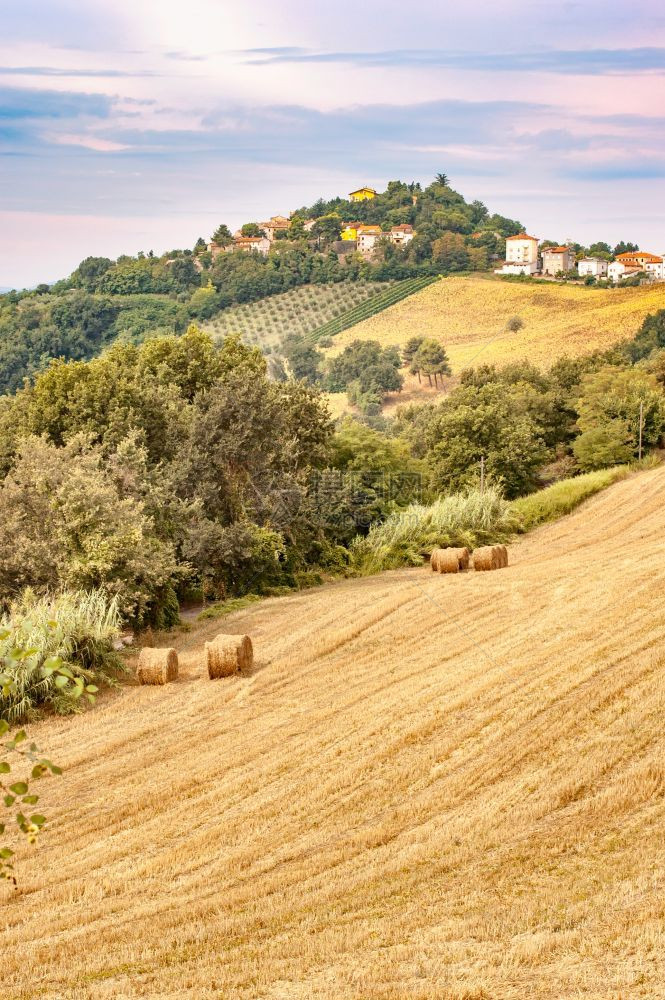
xmin=341 ymin=223 xmax=360 ymax=241
xmin=349 ymin=186 xmax=377 ymax=202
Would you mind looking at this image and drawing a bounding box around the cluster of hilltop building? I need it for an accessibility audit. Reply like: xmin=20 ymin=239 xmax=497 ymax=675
xmin=495 ymin=235 xmax=664 ymax=282
xmin=208 ymin=186 xmax=416 ymax=261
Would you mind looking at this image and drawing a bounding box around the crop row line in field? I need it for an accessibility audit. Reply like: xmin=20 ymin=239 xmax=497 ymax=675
xmin=305 ymin=275 xmax=439 ymax=343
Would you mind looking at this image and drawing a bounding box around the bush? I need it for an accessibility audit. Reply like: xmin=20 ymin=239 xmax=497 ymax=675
xmin=0 ymin=590 xmax=122 ymax=723
xmin=351 ymin=487 xmax=517 ymax=573
xmin=510 ymin=466 xmax=630 ymax=532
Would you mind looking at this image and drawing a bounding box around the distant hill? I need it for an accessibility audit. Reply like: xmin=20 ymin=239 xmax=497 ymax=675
xmin=0 ymin=175 xmax=650 ymax=394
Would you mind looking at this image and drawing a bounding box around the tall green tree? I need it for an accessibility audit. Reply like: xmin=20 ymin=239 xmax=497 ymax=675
xmin=211 ymin=224 xmax=233 ymax=246
xmin=411 ymin=339 xmax=451 ymax=388
xmin=573 ymin=367 xmax=665 ymax=469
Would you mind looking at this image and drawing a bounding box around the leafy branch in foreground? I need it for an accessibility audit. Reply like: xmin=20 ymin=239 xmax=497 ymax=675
xmin=0 ymin=627 xmax=96 ymax=887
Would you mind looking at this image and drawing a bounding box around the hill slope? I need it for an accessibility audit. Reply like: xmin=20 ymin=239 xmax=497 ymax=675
xmin=5 ymin=465 xmax=665 ymax=998
xmin=202 ymin=281 xmax=392 ymax=350
xmin=328 ymin=274 xmax=665 ymax=373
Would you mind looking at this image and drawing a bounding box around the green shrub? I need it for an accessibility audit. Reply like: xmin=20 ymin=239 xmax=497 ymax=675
xmin=197 ymin=593 xmax=262 ymax=621
xmin=0 ymin=590 xmax=122 ymax=723
xmin=351 ymin=487 xmax=517 ymax=574
xmin=510 ymin=466 xmax=630 ymax=532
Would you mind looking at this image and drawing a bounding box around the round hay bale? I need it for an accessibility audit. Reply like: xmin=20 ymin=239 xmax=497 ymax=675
xmin=206 ymin=633 xmax=253 ymax=679
xmin=430 ymin=548 xmax=444 ymax=572
xmin=473 ymin=546 xmax=496 ymax=571
xmin=453 ymin=546 xmax=470 ymax=570
xmin=433 ymin=548 xmax=460 ymax=573
xmin=498 ymin=544 xmax=508 ymax=568
xmin=137 ymin=647 xmax=178 ymax=685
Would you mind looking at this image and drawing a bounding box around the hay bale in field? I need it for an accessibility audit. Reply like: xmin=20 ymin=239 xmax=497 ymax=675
xmin=431 ymin=546 xmax=470 ymax=572
xmin=137 ymin=647 xmax=178 ymax=685
xmin=206 ymin=634 xmax=254 ymax=679
xmin=430 ymin=548 xmax=460 ymax=573
xmin=473 ymin=546 xmax=498 ymax=571
xmin=454 ymin=546 xmax=470 ymax=570
xmin=491 ymin=544 xmax=509 ymax=568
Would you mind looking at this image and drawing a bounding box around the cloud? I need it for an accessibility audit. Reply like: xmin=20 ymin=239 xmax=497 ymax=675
xmin=0 ymin=66 xmax=158 ymax=78
xmin=0 ymin=86 xmax=113 ymax=121
xmin=242 ymin=46 xmax=665 ymax=75
xmin=164 ymin=51 xmax=208 ymax=62
xmin=563 ymin=162 xmax=665 ymax=181
xmin=47 ymin=133 xmax=130 ymax=152
xmin=1 ymin=0 xmax=127 ymax=49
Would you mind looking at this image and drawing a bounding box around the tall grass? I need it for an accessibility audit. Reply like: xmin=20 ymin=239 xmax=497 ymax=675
xmin=0 ymin=590 xmax=123 ymax=723
xmin=510 ymin=466 xmax=631 ymax=532
xmin=351 ymin=487 xmax=518 ymax=574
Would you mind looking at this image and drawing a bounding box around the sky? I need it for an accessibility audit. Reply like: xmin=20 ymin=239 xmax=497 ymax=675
xmin=1 ymin=0 xmax=665 ymax=288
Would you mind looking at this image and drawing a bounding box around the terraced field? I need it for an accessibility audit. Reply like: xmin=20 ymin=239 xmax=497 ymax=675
xmin=202 ymin=282 xmax=392 ymax=350
xmin=327 ymin=274 xmax=665 ymax=373
xmin=305 ymin=276 xmax=438 ymax=344
xmin=4 ymin=463 xmax=665 ymax=998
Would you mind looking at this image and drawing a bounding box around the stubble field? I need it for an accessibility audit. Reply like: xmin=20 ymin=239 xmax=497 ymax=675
xmin=327 ymin=274 xmax=665 ymax=374
xmin=3 ymin=465 xmax=665 ymax=998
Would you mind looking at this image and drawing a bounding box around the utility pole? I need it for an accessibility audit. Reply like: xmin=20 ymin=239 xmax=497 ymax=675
xmin=638 ymin=400 xmax=644 ymax=461
xmin=480 ymin=455 xmax=485 ymax=494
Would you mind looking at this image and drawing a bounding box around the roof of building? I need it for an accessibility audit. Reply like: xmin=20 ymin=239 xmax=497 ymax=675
xmin=349 ymin=186 xmax=377 ymax=194
xmin=261 ymin=218 xmax=289 ymax=229
xmin=506 ymin=233 xmax=538 ymax=242
xmin=234 ymin=236 xmax=267 ymax=245
xmin=616 ymin=251 xmax=661 ymax=261
xmin=543 ymin=246 xmax=571 ymax=254
xmin=356 ymin=225 xmax=383 ymax=234
xmin=391 ymin=224 xmax=414 ymax=232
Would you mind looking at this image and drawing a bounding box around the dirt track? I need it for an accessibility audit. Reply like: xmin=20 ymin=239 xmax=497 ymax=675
xmin=3 ymin=465 xmax=665 ymax=998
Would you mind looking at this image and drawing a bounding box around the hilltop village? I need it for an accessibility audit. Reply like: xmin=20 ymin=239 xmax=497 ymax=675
xmin=208 ymin=186 xmax=415 ymax=261
xmin=207 ymin=182 xmax=663 ymax=285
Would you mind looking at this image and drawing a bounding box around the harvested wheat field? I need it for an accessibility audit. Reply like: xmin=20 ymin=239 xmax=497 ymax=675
xmin=327 ymin=274 xmax=665 ymax=374
xmin=4 ymin=465 xmax=665 ymax=998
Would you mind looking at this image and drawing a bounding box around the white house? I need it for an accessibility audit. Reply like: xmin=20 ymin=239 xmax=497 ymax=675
xmin=260 ymin=216 xmax=290 ymax=241
xmin=608 ymin=261 xmax=642 ymax=282
xmin=494 ymin=233 xmax=539 ymax=275
xmin=356 ymin=225 xmax=384 ymax=253
xmin=578 ymin=257 xmax=608 ymax=279
xmin=645 ymin=256 xmax=665 ymax=280
xmin=389 ymin=224 xmax=415 ymax=247
xmin=231 ymin=236 xmax=271 ymax=256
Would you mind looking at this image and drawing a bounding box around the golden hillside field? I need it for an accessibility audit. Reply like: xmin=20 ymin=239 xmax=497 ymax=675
xmin=328 ymin=275 xmax=665 ymax=373
xmin=4 ymin=464 xmax=665 ymax=998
